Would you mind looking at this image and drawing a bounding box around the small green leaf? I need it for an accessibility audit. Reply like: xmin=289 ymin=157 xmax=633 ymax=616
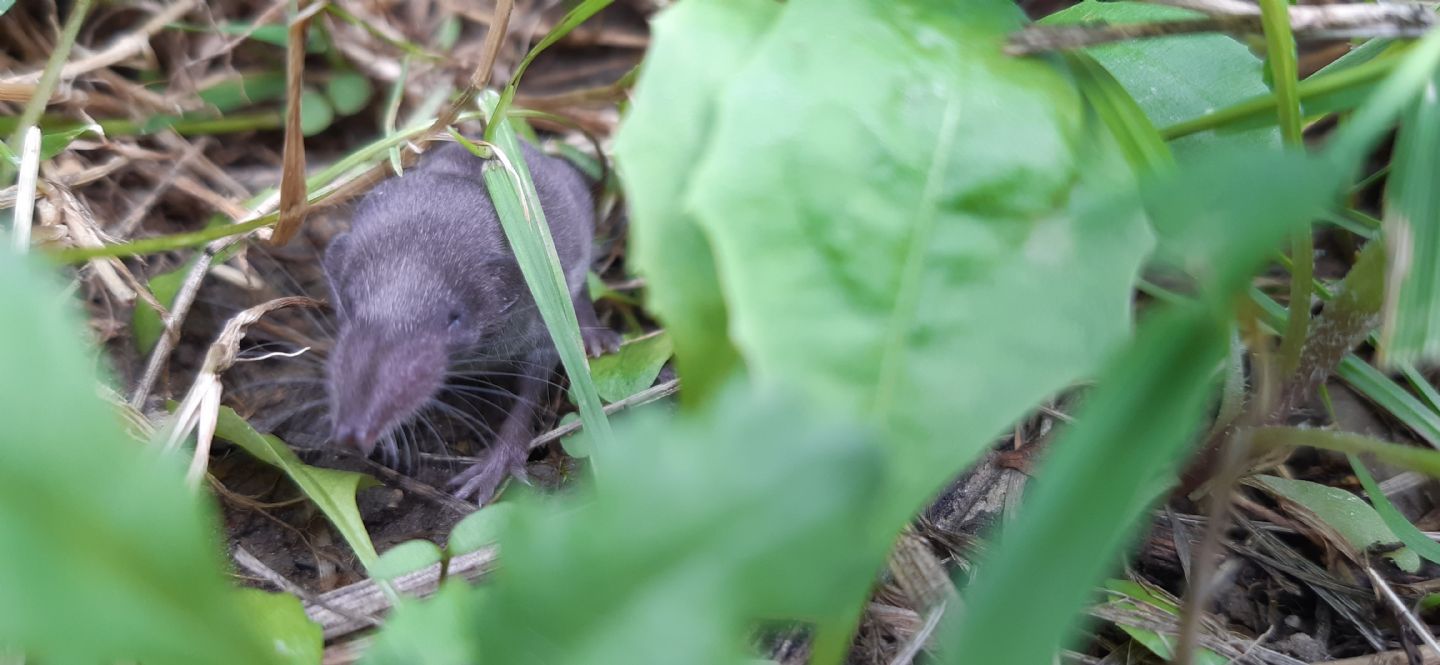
xmin=557 ymin=412 xmax=589 ymax=459
xmin=198 ymin=72 xmax=288 ymax=113
xmin=447 ymin=503 xmax=515 ymax=555
xmin=369 ymin=540 xmax=444 ymax=583
xmin=1251 ymin=474 xmax=1421 ymax=573
xmin=588 ymin=333 xmax=673 ymax=403
xmin=214 ymin=406 xmax=381 ymax=566
xmin=326 ymin=71 xmax=374 ymax=116
xmin=39 ymin=123 xmax=103 ymax=160
xmin=234 ymin=588 xmax=323 ymax=665
xmin=132 ymin=265 xmax=187 ymax=353
xmin=299 ymin=88 xmax=334 ymax=137
xmin=1350 ymin=455 xmax=1440 ymax=566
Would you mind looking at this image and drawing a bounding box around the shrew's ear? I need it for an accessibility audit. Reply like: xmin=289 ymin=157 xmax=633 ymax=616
xmin=322 ymin=232 xmax=352 ymax=321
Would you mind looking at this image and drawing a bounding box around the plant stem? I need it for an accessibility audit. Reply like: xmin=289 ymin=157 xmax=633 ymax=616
xmin=1257 ymin=0 xmax=1313 ymax=381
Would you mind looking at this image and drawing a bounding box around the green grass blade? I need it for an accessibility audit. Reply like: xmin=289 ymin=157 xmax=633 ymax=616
xmin=1324 ymin=26 xmax=1440 ymax=173
xmin=1162 ymin=45 xmax=1405 ymax=140
xmin=1336 ymin=356 xmax=1440 ymax=447
xmin=941 ymin=302 xmax=1228 ymax=665
xmin=1377 ymin=68 xmax=1440 ymax=365
xmin=484 ymin=0 xmax=614 ymax=143
xmin=1349 ymin=454 xmax=1440 ymax=566
xmin=1063 ymin=52 xmax=1174 ymax=173
xmin=1257 ymin=0 xmax=1313 ymax=380
xmin=478 ymin=91 xmax=615 ymax=475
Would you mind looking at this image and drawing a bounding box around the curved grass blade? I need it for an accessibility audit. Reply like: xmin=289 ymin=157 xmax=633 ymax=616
xmin=478 ymin=91 xmax=615 ymax=474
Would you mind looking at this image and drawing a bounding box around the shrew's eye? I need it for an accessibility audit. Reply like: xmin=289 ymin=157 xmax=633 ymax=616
xmin=448 ymin=309 xmax=463 ymax=329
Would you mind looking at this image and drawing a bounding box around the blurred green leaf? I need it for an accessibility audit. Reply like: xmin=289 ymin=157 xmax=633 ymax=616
xmin=1378 ymin=69 xmax=1440 ymax=365
xmin=614 ymin=0 xmax=773 ymax=402
xmin=132 ymin=264 xmax=186 ymax=353
xmin=214 ymin=406 xmax=380 ymax=566
xmin=168 ymin=22 xmax=324 ymax=51
xmin=0 ymin=0 xmax=14 ymax=16
xmin=589 ymin=333 xmax=673 ymax=403
xmin=327 ymin=71 xmax=374 ymax=116
xmin=1324 ymin=27 xmax=1440 ymax=174
xmin=198 ymin=72 xmax=287 ymax=113
xmin=235 ymin=588 xmax=323 ymax=665
xmin=1043 ymin=1 xmax=1278 ymax=155
xmin=679 ymin=0 xmax=1149 ymax=499
xmin=369 ymin=540 xmax=444 ymax=583
xmin=364 ymin=388 xmax=889 ymax=665
xmin=447 ymin=503 xmax=514 ymax=555
xmin=361 ymin=583 xmax=482 ymax=665
xmin=1350 ymin=455 xmax=1440 ymax=566
xmin=0 ymin=251 xmax=280 ymax=665
xmin=299 ymin=88 xmax=334 ymax=137
xmin=1252 ymin=474 xmax=1420 ymax=572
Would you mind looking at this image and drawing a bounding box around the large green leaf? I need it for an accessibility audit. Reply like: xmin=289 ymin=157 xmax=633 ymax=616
xmin=613 ymin=0 xmax=777 ymax=402
xmin=0 ymin=252 xmax=280 ymax=664
xmin=364 ymin=388 xmax=890 ymax=665
xmin=1043 ymin=0 xmax=1278 ymax=156
xmin=680 ymin=0 xmax=1149 ymax=496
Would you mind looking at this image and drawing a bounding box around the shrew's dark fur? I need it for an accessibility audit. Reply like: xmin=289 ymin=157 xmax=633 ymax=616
xmin=323 ymin=140 xmax=620 ymax=503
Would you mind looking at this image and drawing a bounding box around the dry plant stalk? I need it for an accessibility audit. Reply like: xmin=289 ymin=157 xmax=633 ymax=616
xmin=1007 ymin=1 xmax=1436 ymax=55
xmin=272 ymin=1 xmax=324 ymax=246
xmin=162 ymin=296 xmax=321 ymax=488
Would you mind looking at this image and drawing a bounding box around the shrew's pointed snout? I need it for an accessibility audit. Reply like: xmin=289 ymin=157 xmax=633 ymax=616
xmin=326 ymin=320 xmax=449 ymax=461
xmin=331 ymin=421 xmax=380 ymax=457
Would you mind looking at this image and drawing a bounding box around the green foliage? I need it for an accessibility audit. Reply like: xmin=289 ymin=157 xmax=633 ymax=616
xmin=370 ymin=540 xmax=444 ymax=583
xmin=1044 ymin=1 xmax=1278 ymax=154
xmin=1350 ymin=456 xmax=1440 ymax=566
xmin=327 ymin=71 xmax=374 ymax=116
xmin=1378 ymin=68 xmax=1440 ymax=365
xmin=624 ymin=0 xmax=1149 ymax=507
xmin=588 ymin=332 xmax=673 ymax=403
xmin=214 ymin=406 xmax=381 ymax=566
xmin=364 ymin=388 xmax=889 ymax=665
xmin=133 ymin=263 xmax=186 ymax=353
xmin=1251 ymin=475 xmax=1421 ymax=572
xmin=612 ymin=0 xmax=770 ymax=401
xmin=447 ymin=503 xmax=514 ymax=555
xmin=299 ymin=88 xmax=334 ymax=137
xmin=0 ymin=251 xmax=289 ymax=665
xmin=1103 ymin=581 xmax=1228 ymax=665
